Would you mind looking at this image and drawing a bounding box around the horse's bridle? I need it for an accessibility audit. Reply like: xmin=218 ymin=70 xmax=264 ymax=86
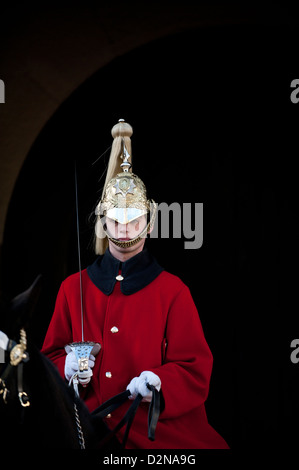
xmin=0 ymin=328 xmax=30 ymax=407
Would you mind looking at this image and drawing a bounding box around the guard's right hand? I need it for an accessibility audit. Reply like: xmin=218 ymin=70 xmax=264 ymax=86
xmin=64 ymin=350 xmax=95 ymax=382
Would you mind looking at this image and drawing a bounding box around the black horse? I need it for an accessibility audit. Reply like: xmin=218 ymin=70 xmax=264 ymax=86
xmin=0 ymin=276 xmax=120 ymax=451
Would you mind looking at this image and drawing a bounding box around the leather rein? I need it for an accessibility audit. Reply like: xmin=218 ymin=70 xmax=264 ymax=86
xmin=92 ymin=384 xmax=161 ymax=448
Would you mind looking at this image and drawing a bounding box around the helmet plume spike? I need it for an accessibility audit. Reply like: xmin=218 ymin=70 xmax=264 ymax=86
xmin=102 ymin=119 xmax=133 ymax=193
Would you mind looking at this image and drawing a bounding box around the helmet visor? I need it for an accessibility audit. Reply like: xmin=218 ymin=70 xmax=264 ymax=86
xmin=106 ymin=207 xmax=148 ymax=225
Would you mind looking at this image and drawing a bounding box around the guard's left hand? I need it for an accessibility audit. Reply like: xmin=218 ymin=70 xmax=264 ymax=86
xmin=126 ymin=371 xmax=161 ymax=402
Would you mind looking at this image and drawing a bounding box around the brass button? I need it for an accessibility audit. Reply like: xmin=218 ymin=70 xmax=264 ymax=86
xmin=105 ymin=371 xmax=112 ymax=378
xmin=111 ymin=326 xmax=119 ymax=334
xmin=116 ymin=274 xmax=124 ymax=281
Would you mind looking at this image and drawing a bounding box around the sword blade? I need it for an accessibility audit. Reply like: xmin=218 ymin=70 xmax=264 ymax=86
xmin=74 ymin=162 xmax=84 ymax=342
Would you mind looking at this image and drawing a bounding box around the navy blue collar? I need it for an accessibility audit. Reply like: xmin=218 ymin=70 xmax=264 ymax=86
xmin=87 ymin=248 xmax=164 ymax=295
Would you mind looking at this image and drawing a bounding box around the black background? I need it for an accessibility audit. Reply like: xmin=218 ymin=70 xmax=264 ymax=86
xmin=1 ymin=3 xmax=299 ymax=452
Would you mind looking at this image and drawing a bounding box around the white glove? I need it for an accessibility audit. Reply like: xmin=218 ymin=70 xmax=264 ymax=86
xmin=126 ymin=371 xmax=161 ymax=403
xmin=64 ymin=350 xmax=95 ymax=385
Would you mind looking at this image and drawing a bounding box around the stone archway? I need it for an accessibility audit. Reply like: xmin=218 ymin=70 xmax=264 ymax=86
xmin=0 ymin=3 xmax=289 ymax=247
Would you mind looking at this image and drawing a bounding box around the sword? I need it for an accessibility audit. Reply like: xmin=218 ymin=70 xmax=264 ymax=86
xmin=66 ymin=162 xmax=101 ymax=397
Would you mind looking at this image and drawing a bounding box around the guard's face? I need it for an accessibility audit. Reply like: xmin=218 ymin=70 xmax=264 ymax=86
xmin=105 ymin=215 xmax=147 ymax=241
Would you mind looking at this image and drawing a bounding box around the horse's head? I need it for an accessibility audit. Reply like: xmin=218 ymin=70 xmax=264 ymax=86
xmin=0 ymin=275 xmax=43 ymax=345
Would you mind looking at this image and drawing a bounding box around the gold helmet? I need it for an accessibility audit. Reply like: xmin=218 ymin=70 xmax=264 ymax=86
xmin=95 ymin=119 xmax=157 ymax=254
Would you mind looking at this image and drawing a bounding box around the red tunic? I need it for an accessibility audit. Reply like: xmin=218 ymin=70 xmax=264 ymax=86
xmin=41 ymin=253 xmax=229 ymax=449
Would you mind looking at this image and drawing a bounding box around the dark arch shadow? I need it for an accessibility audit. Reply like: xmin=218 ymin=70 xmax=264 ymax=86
xmin=1 ymin=22 xmax=298 ymax=449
